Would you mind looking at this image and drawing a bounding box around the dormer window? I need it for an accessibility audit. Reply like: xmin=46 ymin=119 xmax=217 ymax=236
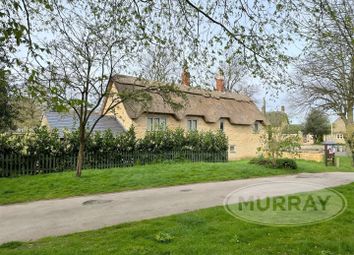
xmin=147 ymin=116 xmax=167 ymax=131
xmin=219 ymin=119 xmax=224 ymax=132
xmin=187 ymin=119 xmax=198 ymax=131
xmin=252 ymin=121 xmax=261 ymax=133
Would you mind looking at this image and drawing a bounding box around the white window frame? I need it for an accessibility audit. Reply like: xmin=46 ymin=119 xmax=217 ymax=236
xmin=147 ymin=116 xmax=167 ymax=131
xmin=187 ymin=119 xmax=198 ymax=131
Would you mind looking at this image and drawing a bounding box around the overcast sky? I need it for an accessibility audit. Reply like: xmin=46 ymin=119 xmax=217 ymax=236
xmin=13 ymin=1 xmax=339 ymax=125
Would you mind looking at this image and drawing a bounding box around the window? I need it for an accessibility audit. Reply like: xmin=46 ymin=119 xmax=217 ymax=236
xmin=229 ymin=145 xmax=236 ymax=153
xmin=219 ymin=119 xmax=224 ymax=132
xmin=187 ymin=119 xmax=198 ymax=131
xmin=252 ymin=121 xmax=261 ymax=133
xmin=160 ymin=118 xmax=166 ymax=129
xmin=147 ymin=116 xmax=167 ymax=131
xmin=147 ymin=118 xmax=153 ymax=131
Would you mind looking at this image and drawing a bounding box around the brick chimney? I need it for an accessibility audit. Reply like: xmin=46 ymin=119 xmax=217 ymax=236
xmin=281 ymin=105 xmax=285 ymax=112
xmin=181 ymin=61 xmax=190 ymax=87
xmin=215 ymin=69 xmax=224 ymax=92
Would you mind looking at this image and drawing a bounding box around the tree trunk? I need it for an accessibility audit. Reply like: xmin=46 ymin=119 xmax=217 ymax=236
xmin=345 ymin=124 xmax=354 ymax=167
xmin=350 ymin=56 xmax=354 ymax=166
xmin=271 ymin=151 xmax=276 ymax=167
xmin=343 ymin=112 xmax=354 ymax=167
xmin=76 ymin=125 xmax=86 ymax=177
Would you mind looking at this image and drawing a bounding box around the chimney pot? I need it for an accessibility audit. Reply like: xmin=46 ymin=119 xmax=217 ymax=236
xmin=181 ymin=66 xmax=190 ymax=87
xmin=281 ymin=106 xmax=285 ymax=112
xmin=215 ymin=69 xmax=224 ymax=92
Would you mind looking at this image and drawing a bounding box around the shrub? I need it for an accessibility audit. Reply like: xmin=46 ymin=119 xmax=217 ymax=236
xmin=0 ymin=126 xmax=228 ymax=157
xmin=257 ymin=126 xmax=301 ymax=166
xmin=0 ymin=133 xmax=20 ymax=154
xmin=249 ymin=157 xmax=272 ymax=167
xmin=275 ymin=158 xmax=297 ymax=169
xmin=249 ymin=157 xmax=297 ymax=169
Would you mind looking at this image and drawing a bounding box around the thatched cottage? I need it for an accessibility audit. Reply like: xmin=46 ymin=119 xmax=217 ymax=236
xmin=101 ymin=72 xmax=266 ymax=160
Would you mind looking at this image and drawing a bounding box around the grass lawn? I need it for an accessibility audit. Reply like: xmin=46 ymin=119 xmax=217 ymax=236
xmin=0 ymin=156 xmax=353 ymax=205
xmin=1 ymin=183 xmax=353 ymax=255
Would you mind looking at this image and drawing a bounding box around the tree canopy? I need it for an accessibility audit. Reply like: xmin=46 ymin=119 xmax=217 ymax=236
xmin=2 ymin=0 xmax=353 ymax=170
xmin=0 ymin=69 xmax=19 ymax=132
xmin=292 ymin=0 xmax=353 ymax=156
xmin=304 ymin=109 xmax=331 ymax=143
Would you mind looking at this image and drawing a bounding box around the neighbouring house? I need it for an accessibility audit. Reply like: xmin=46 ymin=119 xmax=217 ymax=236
xmin=324 ymin=117 xmax=346 ymax=144
xmin=101 ymin=72 xmax=267 ymax=160
xmin=263 ymin=105 xmax=315 ymax=145
xmin=302 ymin=133 xmax=315 ymax=145
xmin=265 ymin=106 xmax=289 ymax=128
xmin=282 ymin=123 xmax=314 ymax=145
xmin=42 ymin=111 xmax=125 ymax=136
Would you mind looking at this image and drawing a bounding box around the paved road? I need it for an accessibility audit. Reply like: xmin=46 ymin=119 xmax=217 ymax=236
xmin=1 ymin=172 xmax=354 ymax=244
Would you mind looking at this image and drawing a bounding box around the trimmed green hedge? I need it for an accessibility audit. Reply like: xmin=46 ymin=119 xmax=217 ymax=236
xmin=0 ymin=127 xmax=228 ymax=176
xmin=0 ymin=126 xmax=228 ymax=157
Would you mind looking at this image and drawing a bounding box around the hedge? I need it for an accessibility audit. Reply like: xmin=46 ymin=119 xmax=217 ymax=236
xmin=0 ymin=126 xmax=228 ymax=157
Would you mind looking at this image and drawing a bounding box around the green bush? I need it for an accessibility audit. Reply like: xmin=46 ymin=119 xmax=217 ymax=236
xmin=249 ymin=157 xmax=270 ymax=166
xmin=274 ymin=158 xmax=297 ymax=169
xmin=249 ymin=157 xmax=297 ymax=169
xmin=0 ymin=126 xmax=228 ymax=157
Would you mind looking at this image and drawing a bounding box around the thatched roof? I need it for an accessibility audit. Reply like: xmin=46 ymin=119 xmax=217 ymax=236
xmin=110 ymin=75 xmax=266 ymax=125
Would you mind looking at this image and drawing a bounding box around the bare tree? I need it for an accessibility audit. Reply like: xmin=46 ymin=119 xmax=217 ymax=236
xmin=6 ymin=0 xmax=311 ymax=176
xmin=139 ymin=46 xmax=180 ymax=83
xmin=292 ymin=0 xmax=354 ymax=160
xmin=4 ymin=1 xmax=309 ymax=99
xmin=29 ymin=0 xmax=186 ymax=177
xmin=177 ymin=1 xmax=296 ymax=81
xmin=220 ymin=53 xmax=258 ymax=98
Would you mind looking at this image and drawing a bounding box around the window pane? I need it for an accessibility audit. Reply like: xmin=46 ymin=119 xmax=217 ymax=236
xmin=147 ymin=118 xmax=153 ymax=131
xmin=154 ymin=118 xmax=160 ymax=130
xmin=253 ymin=121 xmax=259 ymax=133
xmin=187 ymin=119 xmax=198 ymax=130
xmin=187 ymin=120 xmax=192 ymax=130
xmin=160 ymin=117 xmax=166 ymax=130
xmin=193 ymin=120 xmax=197 ymax=130
xmin=220 ymin=120 xmax=224 ymax=131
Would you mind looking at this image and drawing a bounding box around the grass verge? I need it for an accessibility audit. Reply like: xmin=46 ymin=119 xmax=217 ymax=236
xmin=0 ymin=157 xmax=352 ymax=205
xmin=0 ymin=183 xmax=353 ymax=254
